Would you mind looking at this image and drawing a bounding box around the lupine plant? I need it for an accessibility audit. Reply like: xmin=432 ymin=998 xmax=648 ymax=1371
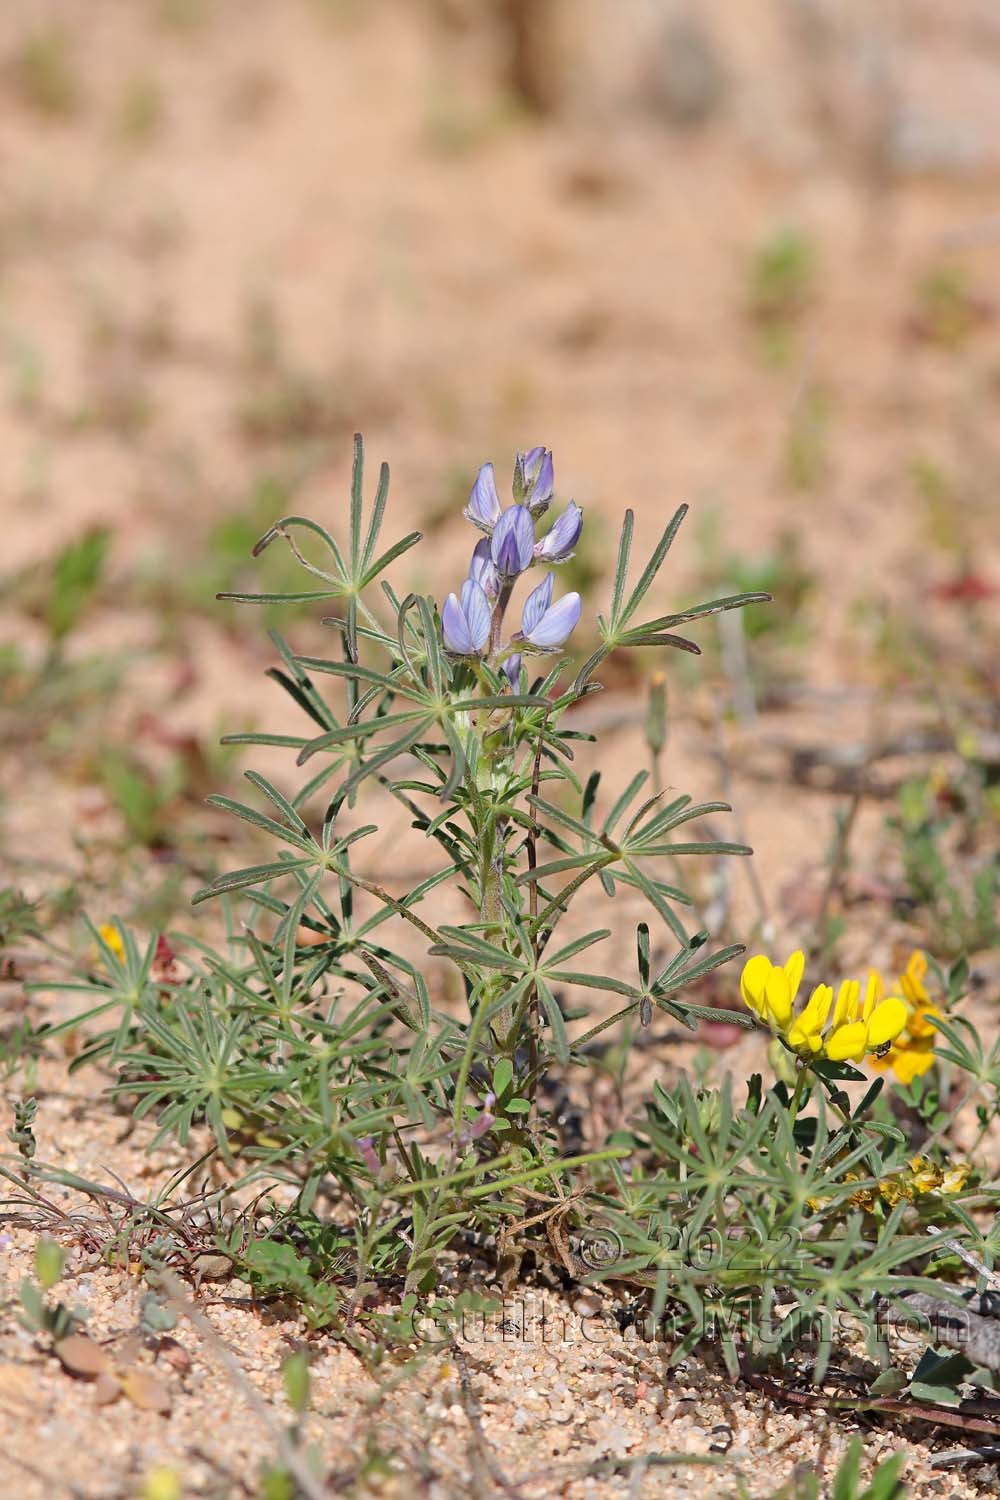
xmin=34 ymin=438 xmax=997 ymax=1384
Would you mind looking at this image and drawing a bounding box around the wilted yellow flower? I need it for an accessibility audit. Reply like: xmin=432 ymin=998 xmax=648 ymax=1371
xmin=868 ymin=951 xmax=942 ymax=1084
xmin=816 ymin=1155 xmax=971 ymax=1213
xmin=907 ymin=1155 xmax=970 ymax=1196
xmin=740 ymin=951 xmax=907 ymax=1065
xmin=97 ymin=923 xmax=125 ymax=961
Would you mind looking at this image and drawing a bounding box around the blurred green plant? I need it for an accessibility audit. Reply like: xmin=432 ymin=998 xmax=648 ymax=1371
xmin=747 ymin=227 xmax=817 ymax=363
xmin=911 ymin=263 xmax=985 ymax=351
xmin=18 ymin=1237 xmax=80 ymax=1344
xmin=784 ymin=385 xmax=831 ymax=493
xmin=116 ymin=75 xmax=165 ymax=145
xmin=696 ymin=512 xmax=813 ymax=647
xmin=0 ymin=888 xmax=42 ymax=948
xmin=13 ymin=29 xmax=82 ymax=118
xmin=97 ymin=750 xmax=183 ymax=851
xmin=46 ymin=528 xmax=111 ymax=650
xmin=888 ymin=769 xmax=1000 ymax=958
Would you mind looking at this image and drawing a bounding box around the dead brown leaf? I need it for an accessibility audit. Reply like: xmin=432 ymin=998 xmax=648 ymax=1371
xmin=120 ymin=1368 xmax=172 ymax=1414
xmin=54 ymin=1335 xmax=112 ymax=1380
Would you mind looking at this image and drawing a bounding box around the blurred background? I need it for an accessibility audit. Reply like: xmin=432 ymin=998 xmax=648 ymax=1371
xmin=1 ymin=0 xmax=998 ymax=975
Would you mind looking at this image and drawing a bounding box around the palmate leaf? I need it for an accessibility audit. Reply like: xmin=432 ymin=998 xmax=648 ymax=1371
xmin=221 ymin=436 xmax=421 ymax=661
xmin=573 ymin=503 xmax=771 ymax=692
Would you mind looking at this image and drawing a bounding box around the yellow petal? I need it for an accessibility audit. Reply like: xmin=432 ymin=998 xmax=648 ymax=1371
xmin=892 ymin=1048 xmax=936 ymax=1084
xmin=908 ymin=1156 xmax=941 ymax=1193
xmin=940 ymin=1164 xmax=970 ymax=1195
xmin=907 ymin=950 xmax=928 ymax=983
xmin=860 ymin=972 xmax=882 ymax=1021
xmin=825 ymin=1021 xmax=868 ymax=1062
xmin=907 ymin=1004 xmax=941 ymax=1041
xmin=764 ymin=969 xmax=793 ymax=1030
xmin=833 ymin=978 xmax=860 ymax=1027
xmin=788 ymin=983 xmax=833 ymax=1049
xmin=867 ymin=998 xmax=908 ymax=1048
xmin=785 ymin=1020 xmax=809 ymax=1050
xmin=783 ymin=950 xmax=805 ymax=1006
xmin=899 ymin=950 xmax=930 ymax=1006
xmin=740 ymin=955 xmax=773 ymax=1018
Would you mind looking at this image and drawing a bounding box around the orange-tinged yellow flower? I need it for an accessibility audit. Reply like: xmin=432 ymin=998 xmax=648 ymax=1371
xmin=739 ymin=951 xmax=907 ymax=1066
xmin=869 ymin=951 xmax=942 ymax=1084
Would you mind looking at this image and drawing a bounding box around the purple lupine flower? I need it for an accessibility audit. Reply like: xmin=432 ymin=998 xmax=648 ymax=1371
xmin=514 ymin=446 xmax=554 ymax=515
xmin=464 ymin=462 xmax=502 ymax=533
xmin=522 ymin=571 xmax=554 ymax=631
xmin=534 ymin=501 xmax=583 ymax=564
xmin=490 ymin=504 xmax=535 ymax=582
xmin=441 ymin=578 xmax=491 ymax=656
xmin=458 ymin=1092 xmax=496 ymax=1147
xmin=468 ymin=536 xmax=499 ymax=600
xmin=357 ymin=1136 xmax=380 ymax=1174
xmin=516 ymin=572 xmax=581 ymax=652
xmin=502 ymin=652 xmax=522 ymax=692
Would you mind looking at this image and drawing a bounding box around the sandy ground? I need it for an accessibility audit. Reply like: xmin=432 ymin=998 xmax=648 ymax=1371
xmin=2 ymin=1 xmax=1000 ymax=1495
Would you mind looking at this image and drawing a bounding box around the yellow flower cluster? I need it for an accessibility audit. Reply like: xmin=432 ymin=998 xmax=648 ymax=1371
xmin=868 ymin=951 xmax=942 ymax=1085
xmin=740 ymin=950 xmax=908 ymax=1064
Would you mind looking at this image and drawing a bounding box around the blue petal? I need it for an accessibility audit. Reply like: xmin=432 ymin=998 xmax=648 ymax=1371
xmin=516 ymin=446 xmax=554 ymax=514
xmin=460 ymin=578 xmax=492 ymax=652
xmin=491 ymin=505 xmax=535 ymax=579
xmin=442 ymin=591 xmax=474 ymax=654
xmin=525 ymin=591 xmax=581 ymax=649
xmin=468 ymin=537 xmax=499 ymax=599
xmin=536 ymin=501 xmax=582 ymax=562
xmin=521 ymin=573 xmax=554 ymax=635
xmin=463 ymin=463 xmax=502 ymax=532
xmin=529 ymin=449 xmax=554 ymax=510
xmin=503 ymin=652 xmax=522 ymax=690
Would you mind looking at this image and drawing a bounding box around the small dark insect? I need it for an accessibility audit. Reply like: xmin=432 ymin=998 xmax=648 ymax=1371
xmin=873 ymin=1040 xmax=893 ymax=1060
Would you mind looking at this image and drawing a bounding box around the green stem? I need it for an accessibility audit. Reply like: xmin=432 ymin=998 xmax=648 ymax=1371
xmin=788 ymin=1066 xmax=810 ymax=1124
